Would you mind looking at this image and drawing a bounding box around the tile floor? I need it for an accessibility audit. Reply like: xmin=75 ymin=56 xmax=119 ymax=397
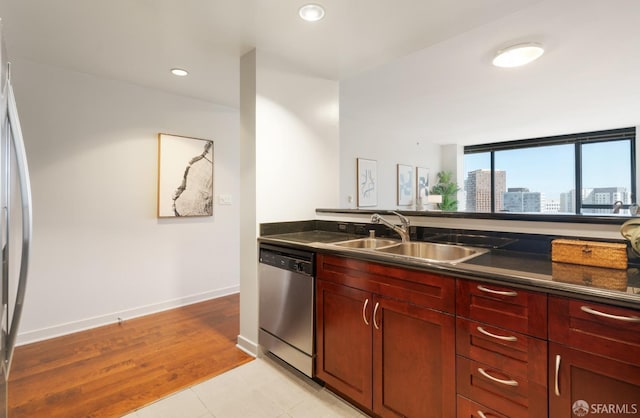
xmin=122 ymin=355 xmax=370 ymax=418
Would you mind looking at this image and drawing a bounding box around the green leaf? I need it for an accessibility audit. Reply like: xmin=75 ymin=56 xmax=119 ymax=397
xmin=429 ymin=170 xmax=460 ymax=211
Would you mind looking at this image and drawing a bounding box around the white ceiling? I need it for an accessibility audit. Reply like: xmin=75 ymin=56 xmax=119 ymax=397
xmin=340 ymin=0 xmax=640 ymax=145
xmin=339 ymin=0 xmax=640 ymax=146
xmin=2 ymin=0 xmax=639 ymax=148
xmin=0 ymin=0 xmax=543 ymax=108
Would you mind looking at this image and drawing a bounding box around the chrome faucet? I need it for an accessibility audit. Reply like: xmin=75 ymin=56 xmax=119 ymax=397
xmin=371 ymin=211 xmax=410 ymax=242
xmin=613 ymin=200 xmax=624 ymax=214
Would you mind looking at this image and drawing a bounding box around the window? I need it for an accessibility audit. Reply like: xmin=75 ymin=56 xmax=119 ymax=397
xmin=463 ymin=127 xmax=636 ymax=215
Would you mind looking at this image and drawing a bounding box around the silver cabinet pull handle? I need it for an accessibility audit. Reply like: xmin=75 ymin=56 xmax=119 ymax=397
xmin=477 ymin=285 xmax=517 ymax=297
xmin=373 ymin=302 xmax=380 ymax=330
xmin=580 ymin=305 xmax=640 ymax=323
xmin=477 ymin=367 xmax=519 ymax=387
xmin=362 ymin=299 xmax=370 ymax=326
xmin=554 ymin=354 xmax=561 ymax=396
xmin=477 ymin=412 xmax=488 ymax=418
xmin=477 ymin=326 xmax=518 ymax=342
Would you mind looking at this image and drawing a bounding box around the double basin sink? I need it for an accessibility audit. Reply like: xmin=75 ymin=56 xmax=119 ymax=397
xmin=329 ymin=237 xmax=488 ymax=264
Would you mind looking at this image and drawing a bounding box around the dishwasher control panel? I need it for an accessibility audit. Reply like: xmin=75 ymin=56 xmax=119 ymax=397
xmin=259 ymin=245 xmax=314 ymax=276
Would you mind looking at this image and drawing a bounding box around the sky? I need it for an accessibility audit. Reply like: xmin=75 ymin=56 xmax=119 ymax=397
xmin=463 ymin=140 xmax=631 ymax=201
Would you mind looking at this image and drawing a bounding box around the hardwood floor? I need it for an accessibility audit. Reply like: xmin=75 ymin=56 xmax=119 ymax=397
xmin=8 ymin=293 xmax=253 ymax=418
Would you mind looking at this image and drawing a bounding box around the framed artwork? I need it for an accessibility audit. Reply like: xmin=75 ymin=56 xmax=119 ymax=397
xmin=357 ymin=158 xmax=377 ymax=207
xmin=416 ymin=167 xmax=430 ymax=201
xmin=397 ymin=164 xmax=414 ymax=206
xmin=157 ymin=133 xmax=214 ymax=218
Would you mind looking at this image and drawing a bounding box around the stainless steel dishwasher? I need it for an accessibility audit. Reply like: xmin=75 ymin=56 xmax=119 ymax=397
xmin=258 ymin=244 xmax=315 ymax=377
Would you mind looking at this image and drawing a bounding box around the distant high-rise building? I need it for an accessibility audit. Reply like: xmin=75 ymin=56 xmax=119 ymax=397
xmin=465 ymin=169 xmax=506 ymax=212
xmin=582 ymin=187 xmax=629 ymax=205
xmin=560 ymin=187 xmax=630 ymax=214
xmin=503 ymin=190 xmax=542 ymax=212
xmin=544 ymin=200 xmax=560 ymax=213
xmin=560 ymin=190 xmax=575 ymax=213
xmin=582 ymin=187 xmax=631 ymax=214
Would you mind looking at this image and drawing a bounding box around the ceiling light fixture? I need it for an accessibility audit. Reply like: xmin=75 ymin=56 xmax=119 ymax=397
xmin=170 ymin=68 xmax=189 ymax=77
xmin=492 ymin=42 xmax=544 ymax=68
xmin=299 ymin=4 xmax=325 ymax=22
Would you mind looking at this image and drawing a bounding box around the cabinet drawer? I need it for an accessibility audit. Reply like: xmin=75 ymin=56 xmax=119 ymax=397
xmin=549 ymin=296 xmax=640 ymax=366
xmin=317 ymin=254 xmax=455 ymax=313
xmin=456 ymin=318 xmax=547 ymax=386
xmin=457 ymin=395 xmax=509 ymax=418
xmin=456 ymin=280 xmax=547 ymax=338
xmin=457 ymin=356 xmax=548 ymax=418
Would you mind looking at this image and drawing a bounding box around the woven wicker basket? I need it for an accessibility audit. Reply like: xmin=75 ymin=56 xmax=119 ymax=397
xmin=551 ymin=239 xmax=628 ymax=270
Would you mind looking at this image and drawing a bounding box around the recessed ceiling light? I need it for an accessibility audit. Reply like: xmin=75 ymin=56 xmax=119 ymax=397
xmin=170 ymin=68 xmax=189 ymax=77
xmin=492 ymin=43 xmax=544 ymax=68
xmin=299 ymin=4 xmax=325 ymax=22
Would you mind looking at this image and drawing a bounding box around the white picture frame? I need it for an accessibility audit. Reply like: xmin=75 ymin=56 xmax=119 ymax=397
xmin=416 ymin=167 xmax=430 ymax=201
xmin=357 ymin=158 xmax=377 ymax=207
xmin=397 ymin=164 xmax=414 ymax=206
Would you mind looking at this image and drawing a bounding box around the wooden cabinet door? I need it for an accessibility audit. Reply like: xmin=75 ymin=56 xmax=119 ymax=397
xmin=372 ymin=295 xmax=456 ymax=418
xmin=549 ymin=342 xmax=640 ymax=418
xmin=316 ymin=279 xmax=373 ymax=409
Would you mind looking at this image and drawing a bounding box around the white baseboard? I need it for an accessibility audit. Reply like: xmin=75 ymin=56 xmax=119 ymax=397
xmin=17 ymin=285 xmax=240 ymax=346
xmin=236 ymin=334 xmax=259 ymax=357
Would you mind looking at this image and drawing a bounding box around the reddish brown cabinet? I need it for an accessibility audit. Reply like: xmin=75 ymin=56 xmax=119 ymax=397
xmin=316 ymin=279 xmax=372 ymax=407
xmin=316 ymin=254 xmax=456 ymax=418
xmin=372 ymin=295 xmax=455 ymax=418
xmin=457 ymin=280 xmax=547 ymax=339
xmin=457 ymin=395 xmax=510 ymax=418
xmin=548 ymin=296 xmax=640 ymax=417
xmin=313 ymin=252 xmax=640 ymax=418
xmin=456 ymin=280 xmax=548 ymax=417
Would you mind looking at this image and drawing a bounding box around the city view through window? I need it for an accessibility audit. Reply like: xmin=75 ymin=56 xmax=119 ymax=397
xmin=463 ymin=139 xmax=633 ymax=215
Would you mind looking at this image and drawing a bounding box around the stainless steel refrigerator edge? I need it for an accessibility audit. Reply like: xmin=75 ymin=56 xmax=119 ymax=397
xmin=0 ymin=20 xmax=33 ymax=418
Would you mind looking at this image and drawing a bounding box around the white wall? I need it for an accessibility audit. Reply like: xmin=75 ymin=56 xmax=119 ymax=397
xmin=238 ymin=50 xmax=258 ymax=355
xmin=339 ymin=0 xmax=640 ymax=214
xmin=12 ymin=58 xmax=241 ymax=344
xmin=256 ymin=52 xmax=340 ymax=222
xmin=339 ymin=116 xmax=440 ymax=209
xmin=237 ymin=51 xmax=340 ymax=355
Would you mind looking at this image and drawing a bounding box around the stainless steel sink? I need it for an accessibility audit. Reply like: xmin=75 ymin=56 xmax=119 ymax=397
xmin=332 ymin=237 xmax=399 ymax=249
xmin=329 ymin=237 xmax=487 ymax=264
xmin=375 ymin=241 xmax=488 ymax=263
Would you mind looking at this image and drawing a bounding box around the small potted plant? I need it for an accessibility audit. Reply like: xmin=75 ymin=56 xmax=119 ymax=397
xmin=430 ymin=171 xmax=460 ymax=211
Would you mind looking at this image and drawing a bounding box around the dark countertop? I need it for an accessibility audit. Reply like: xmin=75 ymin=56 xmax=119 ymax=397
xmin=260 ymin=230 xmax=640 ymax=310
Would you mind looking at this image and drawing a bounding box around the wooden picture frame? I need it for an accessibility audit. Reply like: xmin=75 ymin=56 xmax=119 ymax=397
xmin=157 ymin=133 xmax=214 ymax=217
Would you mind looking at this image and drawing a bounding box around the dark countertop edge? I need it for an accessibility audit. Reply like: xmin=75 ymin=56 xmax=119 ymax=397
xmin=316 ymin=208 xmax=633 ymax=225
xmin=258 ymin=236 xmax=640 ymax=310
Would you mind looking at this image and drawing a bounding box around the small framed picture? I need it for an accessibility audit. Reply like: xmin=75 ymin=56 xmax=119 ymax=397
xmin=157 ymin=133 xmax=214 ymax=217
xmin=397 ymin=164 xmax=414 ymax=206
xmin=357 ymin=158 xmax=377 ymax=207
xmin=416 ymin=167 xmax=430 ymax=201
